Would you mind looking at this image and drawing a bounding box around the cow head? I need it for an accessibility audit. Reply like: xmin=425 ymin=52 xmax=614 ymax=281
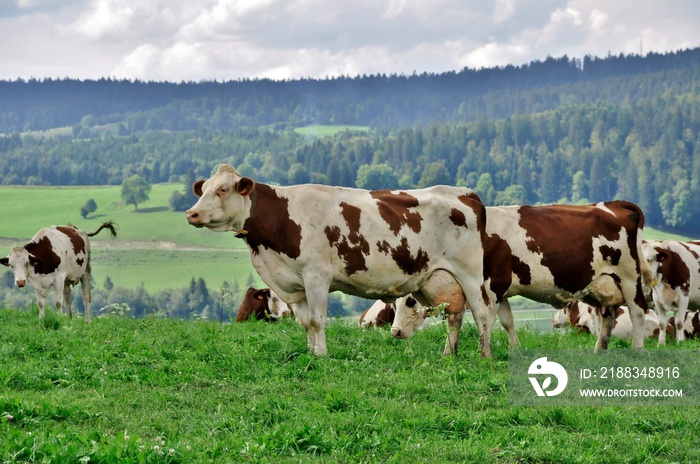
xmin=186 ymin=164 xmax=255 ymax=232
xmin=390 ymin=295 xmax=426 ymax=339
xmin=267 ymin=289 xmax=294 ymax=319
xmin=1 ymin=246 xmax=33 ymax=288
xmin=550 ymin=306 xmax=570 ymax=328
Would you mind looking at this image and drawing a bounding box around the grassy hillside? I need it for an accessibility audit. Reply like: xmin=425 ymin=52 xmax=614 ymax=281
xmin=0 ymin=309 xmax=698 ymax=463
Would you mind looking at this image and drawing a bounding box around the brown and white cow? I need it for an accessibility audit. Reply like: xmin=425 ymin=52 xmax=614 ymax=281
xmin=551 ymin=301 xmax=660 ymax=339
xmin=236 ymin=287 xmax=294 ymax=322
xmin=392 ymin=202 xmax=652 ymax=352
xmin=1 ymin=222 xmax=117 ymax=321
xmin=359 ymin=295 xmax=430 ymax=330
xmin=643 ymin=239 xmax=700 ymax=343
xmin=186 ymin=164 xmax=493 ymax=356
xmin=666 ymin=311 xmax=700 ymax=340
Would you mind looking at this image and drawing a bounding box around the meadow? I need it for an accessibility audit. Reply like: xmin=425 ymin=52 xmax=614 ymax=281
xmin=1 ymin=308 xmax=699 ymax=463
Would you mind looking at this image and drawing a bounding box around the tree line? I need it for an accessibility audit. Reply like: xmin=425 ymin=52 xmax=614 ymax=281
xmin=1 ymin=49 xmax=698 ymax=133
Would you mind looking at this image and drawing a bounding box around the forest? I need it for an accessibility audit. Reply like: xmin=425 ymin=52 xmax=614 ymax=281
xmin=0 ymin=48 xmax=699 ymax=236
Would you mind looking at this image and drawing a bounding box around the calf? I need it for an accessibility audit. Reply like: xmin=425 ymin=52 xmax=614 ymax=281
xmin=643 ymin=240 xmax=700 ymax=343
xmin=551 ymin=301 xmax=660 ymax=339
xmin=1 ymin=222 xmax=117 ymax=321
xmin=359 ymin=295 xmax=430 ymax=330
xmin=236 ymin=287 xmax=294 ymax=322
xmin=392 ymin=202 xmax=652 ymax=353
xmin=187 ymin=164 xmax=493 ymax=356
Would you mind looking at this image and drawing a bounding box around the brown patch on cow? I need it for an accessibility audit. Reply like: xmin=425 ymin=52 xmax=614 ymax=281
xmin=323 ymin=202 xmax=371 ymax=275
xmin=600 ymin=245 xmax=622 ymax=266
xmin=378 ymin=237 xmax=430 ymax=275
xmin=457 ymin=193 xmax=485 ymax=233
xmin=57 ymin=226 xmax=86 ymax=257
xmin=370 ymin=190 xmax=422 ymax=236
xmin=516 ymin=203 xmax=644 ymax=300
xmin=375 ymin=304 xmax=395 ymax=327
xmin=24 ymin=236 xmax=61 ymax=275
xmin=449 ymin=208 xmax=467 ymax=227
xmin=656 ymin=247 xmax=691 ymax=295
xmin=483 ymin=233 xmax=512 ymax=303
xmin=245 ymin=184 xmax=303 ymax=259
xmin=691 ymin=313 xmax=700 ymax=339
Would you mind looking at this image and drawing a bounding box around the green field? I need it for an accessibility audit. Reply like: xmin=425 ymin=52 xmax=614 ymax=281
xmin=294 ymin=125 xmax=370 ymax=137
xmin=0 ymin=309 xmax=698 ymax=463
xmin=0 ymin=184 xmax=256 ymax=292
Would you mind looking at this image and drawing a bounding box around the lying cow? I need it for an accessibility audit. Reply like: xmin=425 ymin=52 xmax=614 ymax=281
xmin=551 ymin=301 xmax=660 ymax=339
xmin=359 ymin=295 xmax=430 ymax=330
xmin=392 ymin=202 xmax=652 ymax=354
xmin=236 ymin=287 xmax=294 ymax=322
xmin=187 ymin=164 xmax=494 ymax=356
xmin=1 ymin=222 xmax=117 ymax=321
xmin=643 ymin=240 xmax=700 ymax=343
xmin=666 ymin=312 xmax=700 ymax=340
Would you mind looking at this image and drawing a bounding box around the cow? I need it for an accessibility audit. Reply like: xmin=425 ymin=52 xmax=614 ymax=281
xmin=643 ymin=239 xmax=700 ymax=343
xmin=392 ymin=202 xmax=653 ymax=353
xmin=186 ymin=164 xmax=494 ymax=356
xmin=359 ymin=295 xmax=430 ymax=330
xmin=551 ymin=301 xmax=660 ymax=339
xmin=1 ymin=222 xmax=117 ymax=322
xmin=236 ymin=287 xmax=294 ymax=322
xmin=666 ymin=312 xmax=700 ymax=340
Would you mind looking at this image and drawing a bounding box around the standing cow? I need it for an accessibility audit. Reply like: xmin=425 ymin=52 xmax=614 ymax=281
xmin=186 ymin=164 xmax=494 ymax=356
xmin=643 ymin=240 xmax=700 ymax=343
xmin=392 ymin=202 xmax=652 ymax=353
xmin=1 ymin=222 xmax=117 ymax=321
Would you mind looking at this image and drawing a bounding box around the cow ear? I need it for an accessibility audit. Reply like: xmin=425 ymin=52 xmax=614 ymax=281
xmin=29 ymin=256 xmax=43 ymax=268
xmin=0 ymin=257 xmax=8 ymax=267
xmin=253 ymin=289 xmax=268 ymax=300
xmin=657 ymin=250 xmax=669 ymax=262
xmin=236 ymin=177 xmax=255 ymax=197
xmin=193 ymin=180 xmax=205 ymax=198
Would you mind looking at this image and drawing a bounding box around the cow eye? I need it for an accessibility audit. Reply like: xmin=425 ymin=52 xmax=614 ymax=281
xmin=218 ymin=187 xmax=229 ymax=196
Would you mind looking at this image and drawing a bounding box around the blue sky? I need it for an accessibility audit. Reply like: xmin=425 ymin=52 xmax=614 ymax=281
xmin=1 ymin=0 xmax=698 ymax=82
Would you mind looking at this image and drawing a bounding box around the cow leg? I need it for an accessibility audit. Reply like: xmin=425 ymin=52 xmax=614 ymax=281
xmin=81 ymin=273 xmax=92 ymax=323
xmin=497 ymin=299 xmax=520 ymax=347
xmin=651 ymin=291 xmax=672 ymax=345
xmin=34 ymin=288 xmax=48 ymax=320
xmin=594 ymin=306 xmax=615 ymax=351
xmin=297 ymin=274 xmax=330 ymax=356
xmin=463 ymin=283 xmax=494 ymax=358
xmin=443 ymin=311 xmax=464 ymax=356
xmin=674 ymin=297 xmax=689 ymax=342
xmin=63 ymin=285 xmax=72 ymax=318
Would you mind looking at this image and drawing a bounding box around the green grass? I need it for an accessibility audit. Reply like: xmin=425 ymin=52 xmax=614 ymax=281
xmin=0 ymin=309 xmax=699 ymax=463
xmin=295 ymin=125 xmax=370 ymax=137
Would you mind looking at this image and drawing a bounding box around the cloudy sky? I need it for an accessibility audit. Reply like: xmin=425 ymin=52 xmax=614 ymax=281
xmin=1 ymin=0 xmax=698 ymax=82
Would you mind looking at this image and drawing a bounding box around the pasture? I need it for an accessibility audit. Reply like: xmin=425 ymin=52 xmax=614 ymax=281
xmin=1 ymin=308 xmax=699 ymax=463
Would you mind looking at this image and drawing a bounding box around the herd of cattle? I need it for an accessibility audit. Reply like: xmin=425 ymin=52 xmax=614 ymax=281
xmin=3 ymin=163 xmax=700 ymax=357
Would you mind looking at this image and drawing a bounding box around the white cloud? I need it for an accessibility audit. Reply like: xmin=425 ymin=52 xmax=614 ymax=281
xmin=0 ymin=0 xmax=698 ymax=81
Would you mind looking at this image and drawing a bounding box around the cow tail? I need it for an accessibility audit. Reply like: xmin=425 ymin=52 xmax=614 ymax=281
xmin=627 ymin=202 xmax=653 ymax=288
xmin=88 ymin=221 xmax=118 ymax=238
